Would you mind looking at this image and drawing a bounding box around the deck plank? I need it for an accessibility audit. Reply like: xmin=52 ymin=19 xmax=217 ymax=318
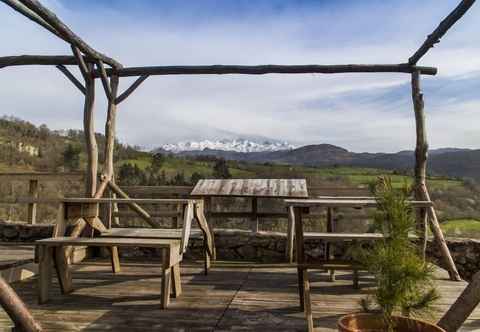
xmin=0 ymin=260 xmax=478 ymax=331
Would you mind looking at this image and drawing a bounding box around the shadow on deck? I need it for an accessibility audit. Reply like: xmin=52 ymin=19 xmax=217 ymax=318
xmin=1 ymin=260 xmax=479 ymax=331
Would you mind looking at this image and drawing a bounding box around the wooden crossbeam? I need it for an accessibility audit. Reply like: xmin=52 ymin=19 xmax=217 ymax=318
xmin=97 ymin=64 xmax=438 ymax=78
xmin=16 ymin=0 xmax=122 ymax=68
xmin=1 ymin=0 xmax=65 ymax=41
xmin=0 ymin=55 xmax=82 ymax=68
xmin=115 ymin=75 xmax=149 ymax=104
xmin=409 ymin=0 xmax=476 ymax=64
xmin=55 ymin=65 xmax=86 ymax=95
xmin=96 ymin=60 xmax=113 ymax=100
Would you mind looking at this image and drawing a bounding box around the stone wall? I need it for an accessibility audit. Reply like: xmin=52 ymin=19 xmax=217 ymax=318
xmin=1 ymin=220 xmax=479 ymax=281
xmin=0 ymin=220 xmax=53 ymax=242
xmin=426 ymin=238 xmax=480 ymax=281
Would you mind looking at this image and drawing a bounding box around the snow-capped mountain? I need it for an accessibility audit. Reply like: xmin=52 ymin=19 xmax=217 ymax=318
xmin=158 ymin=138 xmax=295 ymax=153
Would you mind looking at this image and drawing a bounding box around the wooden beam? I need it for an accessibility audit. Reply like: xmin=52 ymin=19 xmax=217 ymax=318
xmin=1 ymin=0 xmax=65 ymax=41
xmin=438 ymin=271 xmax=480 ymax=332
xmin=115 ymin=75 xmax=149 ymax=104
xmin=71 ymin=46 xmax=89 ymax=80
xmin=16 ymin=0 xmax=122 ymax=68
xmin=411 ymin=71 xmax=461 ymax=281
xmin=107 ymin=181 xmax=161 ymax=228
xmin=82 ymin=63 xmax=98 ymax=197
xmin=98 ymin=63 xmax=438 ymax=78
xmin=96 ymin=60 xmax=112 ymax=100
xmin=95 ymin=75 xmax=119 ymax=199
xmin=409 ymin=0 xmax=476 ymax=64
xmin=56 ymin=65 xmax=86 ymax=95
xmin=0 ymin=55 xmax=83 ymax=69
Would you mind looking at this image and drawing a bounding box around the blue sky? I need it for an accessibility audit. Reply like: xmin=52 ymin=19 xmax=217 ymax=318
xmin=0 ymin=0 xmax=479 ymax=152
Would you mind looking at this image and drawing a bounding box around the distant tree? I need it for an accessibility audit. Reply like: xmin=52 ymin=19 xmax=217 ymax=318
xmin=62 ymin=143 xmax=81 ymax=171
xmin=151 ymin=153 xmax=165 ymax=173
xmin=213 ymin=159 xmax=231 ymax=179
xmin=118 ymin=163 xmax=147 ymax=186
xmin=190 ymin=172 xmax=204 ymax=185
xmin=171 ymin=172 xmax=186 ymax=185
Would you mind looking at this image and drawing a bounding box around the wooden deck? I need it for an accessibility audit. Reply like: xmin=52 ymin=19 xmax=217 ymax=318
xmin=1 ymin=260 xmax=479 ymax=331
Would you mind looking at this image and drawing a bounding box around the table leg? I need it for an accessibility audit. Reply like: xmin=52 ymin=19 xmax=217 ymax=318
xmin=171 ymin=263 xmax=182 ymax=298
xmin=109 ymin=246 xmax=121 ymax=273
xmin=327 ymin=207 xmax=336 ymax=282
xmin=303 ymin=268 xmax=314 ymax=332
xmin=53 ymin=246 xmax=72 ymax=294
xmin=294 ymin=207 xmax=306 ymax=311
xmin=286 ymin=206 xmax=295 ymax=263
xmin=38 ymin=245 xmax=52 ymax=304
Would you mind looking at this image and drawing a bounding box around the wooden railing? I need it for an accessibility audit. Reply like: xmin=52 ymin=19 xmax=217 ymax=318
xmin=0 ymin=172 xmax=84 ymax=224
xmin=0 ymin=173 xmax=372 ymax=231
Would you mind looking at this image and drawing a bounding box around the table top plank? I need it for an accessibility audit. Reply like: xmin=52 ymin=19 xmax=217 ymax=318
xmin=191 ymin=179 xmax=308 ymax=198
xmin=36 ymin=236 xmax=180 ymax=248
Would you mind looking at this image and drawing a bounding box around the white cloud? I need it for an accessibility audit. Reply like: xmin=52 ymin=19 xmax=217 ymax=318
xmin=0 ymin=0 xmax=478 ymax=152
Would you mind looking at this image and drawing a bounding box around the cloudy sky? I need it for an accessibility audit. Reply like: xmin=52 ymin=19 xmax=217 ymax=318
xmin=0 ymin=0 xmax=479 ymax=152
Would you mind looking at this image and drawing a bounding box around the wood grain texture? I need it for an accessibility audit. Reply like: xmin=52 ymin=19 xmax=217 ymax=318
xmin=411 ymin=71 xmax=461 ymax=282
xmin=17 ymin=0 xmax=122 ymax=68
xmin=97 ymin=63 xmax=438 ymax=77
xmin=408 ymin=0 xmax=476 ymax=64
xmin=191 ymin=179 xmax=308 ymax=198
xmin=36 ymin=237 xmax=180 ymax=249
xmin=285 ymin=198 xmax=433 ymax=208
xmin=1 ymin=261 xmax=479 ymax=331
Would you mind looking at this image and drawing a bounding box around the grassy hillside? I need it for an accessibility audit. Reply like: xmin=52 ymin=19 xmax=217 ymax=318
xmin=119 ymin=154 xmax=463 ymax=189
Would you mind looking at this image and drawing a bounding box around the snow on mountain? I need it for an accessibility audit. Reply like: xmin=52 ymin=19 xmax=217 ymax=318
xmin=158 ymin=139 xmax=295 ymax=153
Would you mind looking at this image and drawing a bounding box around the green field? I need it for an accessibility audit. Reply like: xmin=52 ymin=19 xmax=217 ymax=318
xmin=440 ymin=219 xmax=480 ymax=238
xmin=119 ymin=155 xmax=464 ymax=190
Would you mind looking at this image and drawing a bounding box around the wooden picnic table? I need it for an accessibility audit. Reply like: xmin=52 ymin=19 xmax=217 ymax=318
xmin=191 ymin=179 xmax=309 ymax=233
xmin=284 ymin=197 xmax=434 ymax=330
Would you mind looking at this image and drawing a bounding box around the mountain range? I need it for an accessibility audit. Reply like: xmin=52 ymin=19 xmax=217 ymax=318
xmin=154 ymin=140 xmax=480 ymax=180
xmin=159 ymin=138 xmax=295 ymax=153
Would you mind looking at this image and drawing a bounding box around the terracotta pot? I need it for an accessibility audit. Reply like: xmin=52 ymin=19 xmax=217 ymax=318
xmin=338 ymin=313 xmax=445 ymax=332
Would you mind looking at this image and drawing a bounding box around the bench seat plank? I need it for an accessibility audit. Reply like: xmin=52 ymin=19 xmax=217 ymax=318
xmin=285 ymin=198 xmax=433 ymax=208
xmin=101 ymin=228 xmax=203 ymax=239
xmin=37 ymin=237 xmax=180 ymax=248
xmin=303 ymin=232 xmax=384 ymax=241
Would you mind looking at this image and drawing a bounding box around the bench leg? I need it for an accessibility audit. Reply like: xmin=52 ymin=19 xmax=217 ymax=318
xmin=303 ymin=268 xmax=314 ymax=332
xmin=38 ymin=245 xmax=53 ymax=304
xmin=53 ymin=246 xmax=72 ymax=294
xmin=204 ymin=245 xmax=211 ymax=275
xmin=297 ymin=267 xmax=305 ymax=311
xmin=161 ymin=266 xmax=172 ymax=309
xmin=109 ymin=246 xmax=121 ymax=273
xmin=171 ymin=263 xmax=182 ymax=298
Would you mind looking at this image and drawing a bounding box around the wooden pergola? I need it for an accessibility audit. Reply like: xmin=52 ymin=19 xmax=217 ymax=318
xmin=0 ymin=0 xmax=477 ymax=330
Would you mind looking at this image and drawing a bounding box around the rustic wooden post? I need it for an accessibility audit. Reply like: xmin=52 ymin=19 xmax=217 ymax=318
xmin=411 ymin=71 xmax=461 ymax=281
xmin=81 ymin=63 xmax=97 ymax=197
xmin=411 ymin=70 xmax=429 ymax=261
xmin=438 ymin=271 xmax=480 ymax=332
xmin=0 ymin=276 xmax=42 ymax=332
xmin=27 ymin=179 xmax=38 ymax=224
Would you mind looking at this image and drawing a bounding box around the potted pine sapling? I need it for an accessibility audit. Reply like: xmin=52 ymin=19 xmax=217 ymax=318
xmin=338 ymin=177 xmax=445 ymax=332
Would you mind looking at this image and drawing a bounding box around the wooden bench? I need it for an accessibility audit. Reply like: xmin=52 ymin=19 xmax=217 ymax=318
xmin=36 ymin=237 xmax=182 ymax=309
xmin=285 ymin=198 xmax=434 ymax=332
xmin=100 ymin=200 xmax=215 ymax=274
